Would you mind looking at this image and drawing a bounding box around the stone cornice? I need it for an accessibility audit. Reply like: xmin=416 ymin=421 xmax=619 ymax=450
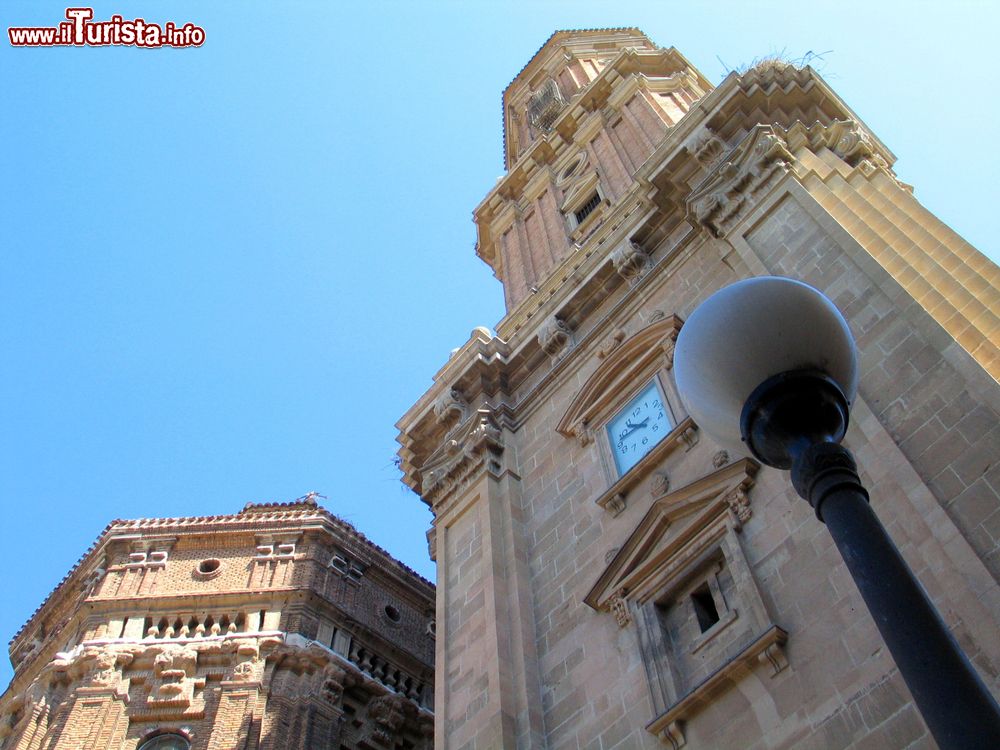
xmin=643 ymin=63 xmax=895 ymax=197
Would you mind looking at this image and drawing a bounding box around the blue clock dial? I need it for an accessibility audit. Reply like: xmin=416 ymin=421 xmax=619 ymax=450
xmin=606 ymin=381 xmax=672 ymax=476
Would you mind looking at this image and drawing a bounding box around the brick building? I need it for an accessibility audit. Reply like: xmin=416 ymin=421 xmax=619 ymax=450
xmin=396 ymin=29 xmax=1000 ymax=748
xmin=0 ymin=497 xmax=434 ymax=749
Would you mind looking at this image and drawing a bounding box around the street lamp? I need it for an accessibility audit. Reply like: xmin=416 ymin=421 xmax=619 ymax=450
xmin=673 ymin=276 xmax=1000 ymax=750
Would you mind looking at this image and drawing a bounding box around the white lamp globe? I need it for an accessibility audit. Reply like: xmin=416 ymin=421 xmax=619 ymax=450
xmin=673 ymin=276 xmax=858 ymax=457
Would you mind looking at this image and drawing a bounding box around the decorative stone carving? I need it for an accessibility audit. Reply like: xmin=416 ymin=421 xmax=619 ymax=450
xmin=367 ymin=694 xmax=407 ymax=745
xmin=679 ymin=424 xmax=699 ymax=451
xmin=433 ymin=387 xmax=467 ymax=426
xmin=572 ymin=419 xmax=593 ymax=447
xmin=606 ymin=493 xmax=627 ymax=517
xmin=687 ymin=125 xmax=794 ymax=237
xmin=597 ymin=328 xmax=626 ymax=359
xmin=611 ymin=240 xmax=651 ymax=282
xmin=80 ymin=566 xmax=106 ymax=598
xmin=690 ymin=127 xmax=727 ymax=170
xmin=661 ymin=328 xmax=680 ymax=370
xmin=831 ymin=122 xmax=876 ymax=166
xmin=149 ymin=644 xmax=202 ymax=706
xmin=537 ymin=315 xmax=573 ymax=358
xmin=724 ymin=487 xmax=752 ymax=531
xmin=650 ymin=471 xmax=670 ymax=497
xmin=426 ymin=526 xmax=437 ymax=561
xmin=777 ymin=118 xmax=908 ymax=189
xmin=712 ymin=450 xmax=730 ymax=468
xmin=231 ymin=659 xmax=259 ymax=683
xmin=604 ymin=547 xmax=620 ymax=564
xmin=609 ymin=590 xmax=632 ymax=628
xmin=321 ymin=664 xmax=347 ymax=703
xmin=86 ymin=650 xmax=120 ymax=687
xmin=420 ymin=408 xmax=504 ymax=504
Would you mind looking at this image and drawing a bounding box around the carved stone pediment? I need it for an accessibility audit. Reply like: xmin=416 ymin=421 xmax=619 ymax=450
xmin=584 ymin=459 xmax=758 ymax=613
xmin=419 ymin=408 xmax=504 ymax=504
xmin=687 ymin=124 xmax=793 ymax=237
xmin=585 ymin=459 xmax=793 ymax=749
xmin=556 ymin=316 xmax=683 ymax=445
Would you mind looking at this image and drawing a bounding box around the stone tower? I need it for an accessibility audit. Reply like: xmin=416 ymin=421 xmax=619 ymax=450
xmin=397 ymin=28 xmax=1000 ymax=748
xmin=0 ymin=498 xmax=435 ymax=749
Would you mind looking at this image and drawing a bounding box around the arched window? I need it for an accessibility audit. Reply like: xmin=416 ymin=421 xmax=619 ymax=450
xmin=138 ymin=734 xmax=190 ymax=750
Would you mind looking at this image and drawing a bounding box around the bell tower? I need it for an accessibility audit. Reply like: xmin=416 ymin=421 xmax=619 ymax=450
xmin=478 ymin=28 xmax=712 ymax=311
xmin=399 ymin=28 xmax=1000 ymax=750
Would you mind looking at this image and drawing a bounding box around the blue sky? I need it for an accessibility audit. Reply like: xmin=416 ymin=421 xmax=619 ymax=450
xmin=1 ymin=1 xmax=997 ymax=688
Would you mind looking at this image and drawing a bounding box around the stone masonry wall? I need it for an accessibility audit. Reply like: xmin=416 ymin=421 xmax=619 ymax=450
xmin=744 ymin=190 xmax=1000 ymax=580
xmin=487 ymin=185 xmax=1000 ymax=748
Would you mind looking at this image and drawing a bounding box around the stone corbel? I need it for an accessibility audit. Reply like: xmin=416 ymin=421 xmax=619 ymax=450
xmin=724 ymin=487 xmax=752 ymax=531
xmin=611 ymin=240 xmax=652 ymax=283
xmin=679 ymin=424 xmax=698 ymax=450
xmin=432 ymin=387 xmax=467 ymax=427
xmin=597 ymin=328 xmax=626 ymax=359
xmin=606 ymin=492 xmax=627 ymax=517
xmin=80 ymin=565 xmax=106 ymax=599
xmin=758 ymin=638 xmax=789 ymax=675
xmin=722 ymin=468 xmax=757 ymax=531
xmin=366 ymin=694 xmax=411 ymax=747
xmin=609 ymin=590 xmax=632 ymax=627
xmin=657 ymin=721 xmax=686 ymax=750
xmin=538 ymin=315 xmax=574 ymax=359
xmin=661 ymin=328 xmax=680 ymax=370
xmin=572 ymin=419 xmax=593 ymax=447
xmin=689 ymin=127 xmax=727 ymax=171
xmin=426 ymin=527 xmax=437 ymax=561
xmin=829 ymin=121 xmax=876 ymax=166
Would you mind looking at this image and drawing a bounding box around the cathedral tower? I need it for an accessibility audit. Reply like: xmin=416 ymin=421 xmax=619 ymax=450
xmin=0 ymin=498 xmax=435 ymax=749
xmin=397 ymin=28 xmax=1000 ymax=748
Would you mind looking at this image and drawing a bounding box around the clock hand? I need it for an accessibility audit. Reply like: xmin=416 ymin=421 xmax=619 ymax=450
xmin=621 ymin=419 xmax=650 ymax=439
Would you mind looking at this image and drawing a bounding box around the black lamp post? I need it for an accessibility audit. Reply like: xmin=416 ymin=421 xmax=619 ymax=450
xmin=673 ymin=276 xmax=1000 ymax=750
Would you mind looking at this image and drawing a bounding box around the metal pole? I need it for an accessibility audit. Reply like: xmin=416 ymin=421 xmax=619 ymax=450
xmin=793 ymin=442 xmax=1000 ymax=750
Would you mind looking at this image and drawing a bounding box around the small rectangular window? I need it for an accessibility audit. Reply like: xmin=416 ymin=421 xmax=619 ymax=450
xmin=574 ymin=192 xmax=601 ymax=224
xmin=690 ymin=582 xmax=720 ymax=633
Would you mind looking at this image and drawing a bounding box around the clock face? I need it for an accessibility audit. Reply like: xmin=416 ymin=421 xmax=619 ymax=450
xmin=606 ymin=381 xmax=672 ymax=476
